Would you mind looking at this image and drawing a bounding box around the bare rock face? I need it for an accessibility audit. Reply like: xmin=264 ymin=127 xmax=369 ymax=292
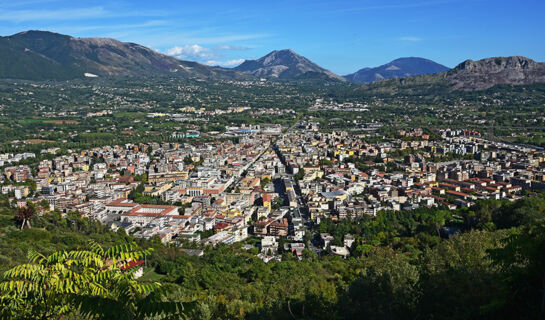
xmin=234 ymin=49 xmax=345 ymax=81
xmin=355 ymin=56 xmax=545 ymax=97
xmin=447 ymin=56 xmax=545 ymax=90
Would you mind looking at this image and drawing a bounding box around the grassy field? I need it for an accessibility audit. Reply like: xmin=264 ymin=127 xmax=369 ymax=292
xmin=139 ymin=267 xmax=164 ymax=282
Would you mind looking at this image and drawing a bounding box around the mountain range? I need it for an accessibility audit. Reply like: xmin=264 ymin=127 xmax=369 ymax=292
xmin=344 ymin=57 xmax=449 ymax=83
xmin=1 ymin=30 xmax=544 ymax=92
xmin=0 ymin=31 xmax=447 ymax=83
xmin=0 ymin=30 xmax=247 ymax=80
xmin=358 ymin=56 xmax=545 ymax=93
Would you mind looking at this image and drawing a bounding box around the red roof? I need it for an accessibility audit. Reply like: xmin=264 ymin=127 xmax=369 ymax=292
xmin=106 ymin=198 xmax=139 ymax=208
xmin=271 ymin=218 xmax=288 ymax=228
xmin=446 ymin=190 xmax=469 ymax=197
xmin=430 ymin=195 xmax=446 ymax=201
xmin=214 ymin=222 xmax=231 ymax=231
xmin=121 ymin=259 xmax=144 ymax=270
xmin=123 ymin=204 xmax=178 ymax=217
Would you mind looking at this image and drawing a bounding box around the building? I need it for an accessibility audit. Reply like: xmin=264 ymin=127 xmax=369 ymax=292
xmin=269 ymin=218 xmax=289 ymax=237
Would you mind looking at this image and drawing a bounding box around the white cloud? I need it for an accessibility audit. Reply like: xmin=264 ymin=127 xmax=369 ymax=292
xmin=0 ymin=7 xmax=106 ymax=22
xmin=205 ymin=59 xmax=245 ymax=67
xmin=214 ymin=45 xmax=250 ymax=51
xmin=0 ymin=6 xmax=167 ymax=22
xmin=165 ymin=44 xmax=246 ymax=67
xmin=165 ymin=44 xmax=215 ymax=60
xmin=174 ymin=34 xmax=265 ymax=45
xmin=40 ymin=20 xmax=168 ymax=35
xmin=118 ymin=32 xmax=268 ymax=48
xmin=399 ymin=36 xmax=422 ymax=42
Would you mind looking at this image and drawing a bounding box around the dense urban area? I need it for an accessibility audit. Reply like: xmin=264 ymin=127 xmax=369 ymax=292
xmin=0 ymin=75 xmax=544 ymax=319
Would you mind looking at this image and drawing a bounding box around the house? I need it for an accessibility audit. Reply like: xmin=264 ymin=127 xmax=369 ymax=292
xmin=254 ymin=218 xmax=273 ymax=236
xmin=343 ymin=234 xmax=355 ymax=248
xmin=269 ymin=218 xmax=289 ymax=237
xmin=284 ymin=242 xmax=305 ymax=258
xmin=330 ymin=246 xmax=350 ymax=258
xmin=121 ymin=204 xmax=179 ymax=226
xmin=105 ymin=198 xmax=139 ymax=213
xmin=320 ymin=233 xmax=334 ymax=250
xmin=260 ymin=236 xmax=278 ymax=254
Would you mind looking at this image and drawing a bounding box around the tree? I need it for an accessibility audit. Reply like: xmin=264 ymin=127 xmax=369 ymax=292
xmin=0 ymin=240 xmax=189 ymax=320
xmin=183 ymin=156 xmax=193 ymax=165
xmin=295 ymin=167 xmax=305 ymax=181
xmin=135 ymin=173 xmax=148 ymax=183
xmin=339 ymin=248 xmax=420 ymax=319
xmin=16 ymin=205 xmax=35 ymax=230
xmin=37 ymin=200 xmax=50 ymax=213
xmin=418 ymin=230 xmax=505 ymax=319
xmin=260 ymin=177 xmax=271 ymax=189
xmin=272 ymin=197 xmax=285 ymax=210
xmin=487 ymin=222 xmax=545 ymax=319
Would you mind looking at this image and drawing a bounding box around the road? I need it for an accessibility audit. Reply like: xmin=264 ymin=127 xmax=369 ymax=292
xmin=273 ymin=120 xmax=322 ymax=255
xmin=226 ymin=140 xmax=270 ymax=192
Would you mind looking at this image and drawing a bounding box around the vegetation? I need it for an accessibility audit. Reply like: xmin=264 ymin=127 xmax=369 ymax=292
xmin=0 ymin=241 xmax=187 ymax=319
xmin=2 ymin=77 xmax=544 ymax=153
xmin=1 ymin=76 xmax=545 ymax=318
xmin=0 ymin=193 xmax=544 ymax=319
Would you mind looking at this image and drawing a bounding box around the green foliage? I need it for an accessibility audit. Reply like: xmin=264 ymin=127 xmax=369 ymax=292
xmin=339 ymin=248 xmax=420 ymax=319
xmin=1 ymin=193 xmax=545 ymax=318
xmin=487 ymin=221 xmax=545 ymax=319
xmin=294 ymin=167 xmax=305 ymax=181
xmin=271 ymin=196 xmax=285 ymax=210
xmin=0 ymin=241 xmax=187 ymax=319
xmin=128 ymin=183 xmax=169 ymax=205
xmin=260 ymin=177 xmax=270 ymax=189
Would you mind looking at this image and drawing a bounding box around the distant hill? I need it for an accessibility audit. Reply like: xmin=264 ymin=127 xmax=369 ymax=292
xmin=356 ymin=56 xmax=545 ymax=93
xmin=344 ymin=57 xmax=449 ymax=83
xmin=1 ymin=32 xmax=542 ymax=89
xmin=446 ymin=56 xmax=545 ymax=90
xmin=234 ymin=49 xmax=345 ymax=81
xmin=0 ymin=30 xmax=247 ymax=80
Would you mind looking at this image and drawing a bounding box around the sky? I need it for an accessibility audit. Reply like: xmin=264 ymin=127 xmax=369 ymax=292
xmin=0 ymin=0 xmax=544 ymax=75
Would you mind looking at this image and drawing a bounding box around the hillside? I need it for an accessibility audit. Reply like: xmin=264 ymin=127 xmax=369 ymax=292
xmin=1 ymin=194 xmax=545 ymax=319
xmin=447 ymin=56 xmax=545 ymax=90
xmin=355 ymin=56 xmax=545 ymax=95
xmin=344 ymin=57 xmax=449 ymax=83
xmin=234 ymin=49 xmax=345 ymax=81
xmin=0 ymin=30 xmax=247 ymax=80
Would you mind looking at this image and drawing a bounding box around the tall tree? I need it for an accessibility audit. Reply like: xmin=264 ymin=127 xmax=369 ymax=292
xmin=16 ymin=205 xmax=35 ymax=230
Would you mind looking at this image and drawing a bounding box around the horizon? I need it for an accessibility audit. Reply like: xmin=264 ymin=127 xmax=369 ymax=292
xmin=0 ymin=0 xmax=544 ymax=74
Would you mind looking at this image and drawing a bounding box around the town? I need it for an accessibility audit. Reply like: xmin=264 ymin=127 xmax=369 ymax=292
xmin=2 ymin=117 xmax=543 ymax=262
xmin=1 ymin=1 xmax=545 ymax=318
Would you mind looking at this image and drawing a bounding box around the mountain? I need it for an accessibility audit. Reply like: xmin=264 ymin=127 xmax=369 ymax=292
xmin=344 ymin=57 xmax=449 ymax=83
xmin=357 ymin=56 xmax=545 ymax=93
xmin=0 ymin=30 xmax=247 ymax=80
xmin=446 ymin=56 xmax=545 ymax=90
xmin=234 ymin=49 xmax=345 ymax=81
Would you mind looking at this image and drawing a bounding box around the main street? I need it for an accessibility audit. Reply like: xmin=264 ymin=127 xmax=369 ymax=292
xmin=274 ymin=118 xmax=322 ymax=255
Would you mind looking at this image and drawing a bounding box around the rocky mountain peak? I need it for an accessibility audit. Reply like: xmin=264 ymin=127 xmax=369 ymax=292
xmin=234 ymin=49 xmax=344 ymax=81
xmin=448 ymin=56 xmax=545 ymax=90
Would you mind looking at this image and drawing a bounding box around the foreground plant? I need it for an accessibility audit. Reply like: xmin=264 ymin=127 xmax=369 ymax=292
xmin=0 ymin=240 xmax=188 ymax=319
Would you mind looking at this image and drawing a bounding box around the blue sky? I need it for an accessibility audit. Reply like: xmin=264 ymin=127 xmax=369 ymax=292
xmin=0 ymin=0 xmax=543 ymax=74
